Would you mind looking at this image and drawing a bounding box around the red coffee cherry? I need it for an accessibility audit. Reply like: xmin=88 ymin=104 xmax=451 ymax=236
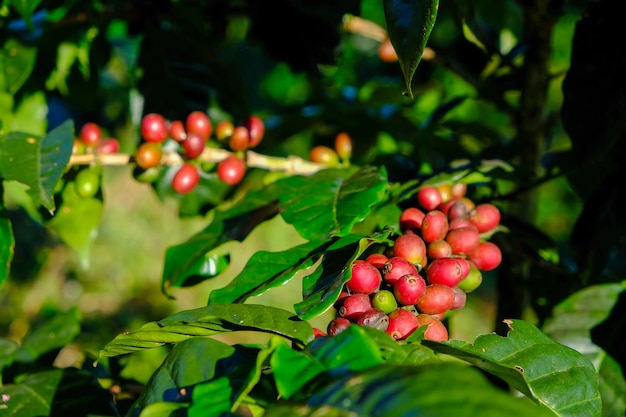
xmin=134 ymin=142 xmax=163 ymax=169
xmin=427 ymin=239 xmax=453 ymax=260
xmin=182 ymin=132 xmax=206 ymax=159
xmin=386 ymin=308 xmax=419 ymax=340
xmin=365 ymin=253 xmax=388 ymax=270
xmin=327 ymin=317 xmax=351 ymax=336
xmin=378 ymin=38 xmax=398 ymax=63
xmin=169 ymin=119 xmax=187 ymax=142
xmin=171 ymin=163 xmax=200 ymax=194
xmin=339 ymin=293 xmax=372 ymax=322
xmin=448 ymin=217 xmax=477 ymax=231
xmin=467 ymin=241 xmax=502 ymax=271
xmin=313 ymin=328 xmax=327 ymax=338
xmin=468 ymin=203 xmax=501 ymax=233
xmin=420 ymin=210 xmax=449 ymax=243
xmin=80 ymin=122 xmax=102 ymax=147
xmin=216 ymin=120 xmax=234 ymax=141
xmin=393 ymin=231 xmax=427 ymax=266
xmin=416 ymin=284 xmax=455 ymax=315
xmin=141 ymin=113 xmax=169 ymax=143
xmin=95 ymin=138 xmax=120 ymax=154
xmin=186 ymin=110 xmax=212 ymax=141
xmin=416 ymin=314 xmax=449 ymax=341
xmin=245 ymin=115 xmax=265 ymax=148
xmin=357 ymin=308 xmax=389 ymax=331
xmin=416 ymin=186 xmax=442 ymax=211
xmin=310 ymin=145 xmax=339 ymax=167
xmin=445 ymin=226 xmax=480 ymax=255
xmin=426 ymin=257 xmax=470 ymax=287
xmin=229 ymin=126 xmax=250 ymax=151
xmin=334 ymin=132 xmax=353 ymax=160
xmin=450 ymin=286 xmax=467 ymax=310
xmin=393 ymin=273 xmax=427 ymax=306
xmin=346 ymin=260 xmax=382 ymax=294
xmin=436 ymin=183 xmax=453 ymax=204
xmin=217 ymin=155 xmax=246 ymax=186
xmin=383 ymin=256 xmax=419 ymax=285
xmin=399 ymin=207 xmax=425 ymax=233
xmin=451 ymin=182 xmax=467 ymax=199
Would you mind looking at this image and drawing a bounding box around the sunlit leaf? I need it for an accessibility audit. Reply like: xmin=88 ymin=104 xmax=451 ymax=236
xmin=424 ymin=319 xmax=602 ymax=417
xmin=1 ymin=38 xmax=37 ymax=94
xmin=0 ymin=119 xmax=74 ymax=212
xmin=383 ymin=0 xmax=439 ymax=98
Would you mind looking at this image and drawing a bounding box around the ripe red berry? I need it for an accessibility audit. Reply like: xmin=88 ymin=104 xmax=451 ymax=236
xmin=141 ymin=113 xmax=169 ymax=143
xmin=393 ymin=232 xmax=427 ymax=266
xmin=169 ymin=119 xmax=187 ymax=142
xmin=386 ymin=308 xmax=419 ymax=340
xmin=327 ymin=317 xmax=351 ymax=336
xmin=425 ymin=257 xmax=469 ymax=287
xmin=445 ymin=226 xmax=480 ymax=255
xmin=467 ymin=241 xmax=502 ymax=271
xmin=216 ymin=120 xmax=234 ymax=141
xmin=448 ymin=217 xmax=477 ymax=231
xmin=346 ymin=260 xmax=382 ymax=294
xmin=451 ymin=183 xmax=467 ymax=199
xmin=134 ymin=142 xmax=163 ymax=169
xmin=420 ymin=210 xmax=449 ymax=243
xmin=357 ymin=308 xmax=389 ymax=331
xmin=338 ymin=293 xmax=372 ymax=322
xmin=334 ymin=132 xmax=353 ymax=160
xmin=393 ymin=273 xmax=427 ymax=306
xmin=80 ymin=122 xmax=102 ymax=147
xmin=313 ymin=328 xmax=327 ymax=338
xmin=416 ymin=186 xmax=442 ymax=211
xmin=245 ymin=115 xmax=265 ymax=148
xmin=450 ymin=286 xmax=467 ymax=310
xmin=217 ymin=155 xmax=246 ymax=186
xmin=436 ymin=183 xmax=453 ymax=204
xmin=427 ymin=239 xmax=453 ymax=259
xmin=182 ymin=132 xmax=206 ymax=159
xmin=416 ymin=284 xmax=455 ymax=315
xmin=399 ymin=207 xmax=425 ymax=233
xmin=229 ymin=126 xmax=250 ymax=151
xmin=378 ymin=38 xmax=398 ymax=63
xmin=186 ymin=111 xmax=212 ymax=140
xmin=416 ymin=314 xmax=449 ymax=341
xmin=468 ymin=203 xmax=501 ymax=233
xmin=171 ymin=163 xmax=200 ymax=194
xmin=365 ymin=253 xmax=388 ymax=270
xmin=95 ymin=138 xmax=119 ymax=154
xmin=310 ymin=145 xmax=339 ymax=167
xmin=383 ymin=256 xmax=418 ymax=285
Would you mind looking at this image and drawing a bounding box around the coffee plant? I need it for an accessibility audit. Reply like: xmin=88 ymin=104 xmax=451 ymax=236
xmin=1 ymin=0 xmax=625 ymax=416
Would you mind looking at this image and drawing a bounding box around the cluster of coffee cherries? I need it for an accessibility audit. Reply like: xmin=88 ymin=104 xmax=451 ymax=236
xmin=321 ymin=182 xmax=502 ymax=342
xmin=133 ymin=111 xmax=265 ymax=194
xmin=308 ymin=132 xmax=353 ymax=167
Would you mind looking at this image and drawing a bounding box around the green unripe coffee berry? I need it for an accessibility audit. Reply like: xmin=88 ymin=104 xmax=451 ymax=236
xmin=371 ymin=289 xmax=398 ymax=314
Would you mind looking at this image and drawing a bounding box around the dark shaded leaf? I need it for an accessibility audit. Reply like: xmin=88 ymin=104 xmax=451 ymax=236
xmin=2 ymin=38 xmax=37 ymax=93
xmin=0 ymin=204 xmax=14 ymax=286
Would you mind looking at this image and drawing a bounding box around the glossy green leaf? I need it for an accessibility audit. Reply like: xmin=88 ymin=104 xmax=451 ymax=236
xmin=542 ymin=282 xmax=626 ymax=417
xmin=208 ymin=240 xmax=328 ymax=305
xmin=309 ymin=362 xmax=555 ymax=417
xmin=295 ymin=230 xmax=393 ymax=321
xmin=0 ymin=119 xmax=74 ymax=212
xmin=0 ymin=205 xmax=14 ymax=286
xmin=278 ymin=166 xmax=388 ymax=241
xmin=99 ymin=304 xmax=313 ymax=359
xmin=0 ymin=369 xmax=60 ymax=417
xmin=359 ymin=326 xmax=440 ymax=365
xmin=424 ymin=319 xmax=602 ymax=417
xmin=383 ymin=0 xmax=439 ymax=98
xmin=138 ymin=402 xmax=188 ymax=417
xmin=1 ymin=38 xmax=37 ymax=94
xmin=188 ymin=376 xmax=232 ymax=417
xmin=15 ymin=307 xmax=81 ymax=363
xmin=270 ymin=343 xmax=327 ymax=400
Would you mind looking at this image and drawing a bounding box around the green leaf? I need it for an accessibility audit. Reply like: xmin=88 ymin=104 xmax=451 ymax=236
xmin=359 ymin=326 xmax=440 ymax=365
xmin=278 ymin=166 xmax=388 ymax=241
xmin=15 ymin=308 xmax=81 ymax=363
xmin=0 ymin=337 xmax=19 ymax=374
xmin=383 ymin=0 xmax=439 ymax=98
xmin=271 ymin=343 xmax=327 ymax=400
xmin=309 ymin=362 xmax=555 ymax=417
xmin=295 ymin=230 xmax=393 ymax=321
xmin=98 ymin=304 xmax=314 ymax=359
xmin=7 ymin=0 xmax=43 ymax=25
xmin=138 ymin=402 xmax=188 ymax=417
xmin=0 ymin=369 xmax=60 ymax=417
xmin=208 ymin=239 xmax=328 ymax=305
xmin=188 ymin=376 xmax=232 ymax=417
xmin=0 ymin=206 xmax=14 ymax=287
xmin=542 ymin=282 xmax=626 ymax=417
xmin=0 ymin=119 xmax=74 ymax=212
xmin=1 ymin=38 xmax=37 ymax=94
xmin=424 ymin=319 xmax=602 ymax=417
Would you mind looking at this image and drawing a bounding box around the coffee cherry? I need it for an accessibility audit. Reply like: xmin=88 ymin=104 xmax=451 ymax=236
xmin=457 ymin=260 xmax=483 ymax=292
xmin=80 ymin=122 xmax=102 ymax=147
xmin=334 ymin=132 xmax=353 ymax=160
xmin=448 ymin=217 xmax=477 ymax=231
xmin=186 ymin=110 xmax=212 ymax=141
xmin=446 ymin=199 xmax=470 ymax=220
xmin=386 ymin=308 xmax=419 ymax=340
xmin=393 ymin=231 xmax=427 ymax=266
xmin=416 ymin=284 xmax=455 ymax=315
xmin=378 ymin=38 xmax=398 ymax=63
xmin=468 ymin=203 xmax=501 ymax=233
xmin=416 ymin=314 xmax=449 ymax=341
xmin=141 ymin=113 xmax=169 ymax=143
xmin=467 ymin=241 xmax=502 ymax=271
xmin=134 ymin=142 xmax=163 ymax=169
xmin=327 ymin=317 xmax=351 ymax=336
xmin=339 ymin=293 xmax=372 ymax=322
xmin=427 ymin=239 xmax=453 ymax=259
xmin=229 ymin=126 xmax=250 ymax=151
xmin=217 ymin=155 xmax=246 ymax=186
xmin=346 ymin=260 xmax=382 ymax=294
xmin=420 ymin=210 xmax=449 ymax=243
xmin=365 ymin=253 xmax=388 ymax=270
xmin=172 ymin=163 xmax=200 ymax=194
xmin=245 ymin=115 xmax=265 ymax=148
xmin=73 ymin=138 xmax=86 ymax=154
xmin=313 ymin=328 xmax=327 ymax=338
xmin=182 ymin=132 xmax=206 ymax=159
xmin=450 ymin=286 xmax=467 ymax=310
xmin=451 ymin=183 xmax=467 ymax=199
xmin=75 ymin=167 xmax=100 ymax=198
xmin=216 ymin=120 xmax=234 ymax=141
xmin=426 ymin=257 xmax=469 ymax=287
xmin=169 ymin=119 xmax=187 ymax=142
xmin=445 ymin=226 xmax=480 ymax=255
xmin=310 ymin=145 xmax=339 ymax=167
xmin=383 ymin=256 xmax=419 ymax=285
xmin=393 ymin=273 xmax=427 ymax=306
xmin=399 ymin=207 xmax=425 ymax=233
xmin=417 ymin=186 xmax=442 ymax=211
xmin=371 ymin=289 xmax=398 ymax=314
xmin=357 ymin=308 xmax=389 ymax=331
xmin=96 ymin=138 xmax=120 ymax=154
xmin=436 ymin=183 xmax=453 ymax=204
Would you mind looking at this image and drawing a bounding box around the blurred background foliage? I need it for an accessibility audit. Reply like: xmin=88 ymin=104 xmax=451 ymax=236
xmin=2 ymin=0 xmax=625 ymax=386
